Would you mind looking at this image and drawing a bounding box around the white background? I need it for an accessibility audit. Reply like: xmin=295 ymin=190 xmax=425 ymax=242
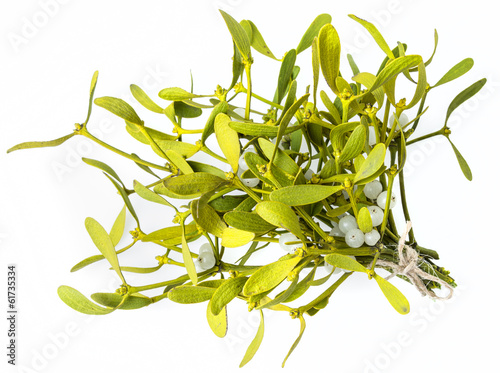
xmin=1 ymin=0 xmax=499 ymax=372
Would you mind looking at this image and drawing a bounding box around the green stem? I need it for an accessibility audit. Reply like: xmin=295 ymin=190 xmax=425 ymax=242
xmin=398 ymin=167 xmax=415 ymax=242
xmin=233 ymin=178 xmax=262 ymax=203
xmin=381 ymin=98 xmax=391 ymax=143
xmin=406 ymin=128 xmax=444 ymax=146
xmin=295 ymin=206 xmax=328 ymax=240
xmin=252 ymin=237 xmax=279 ymax=243
xmin=411 ymin=89 xmax=428 ymax=132
xmin=380 ymin=173 xmax=395 ymax=239
xmin=298 ymin=272 xmax=352 ymax=313
xmin=244 ymin=64 xmax=252 ymax=120
xmin=81 ymin=130 xmax=170 ymax=172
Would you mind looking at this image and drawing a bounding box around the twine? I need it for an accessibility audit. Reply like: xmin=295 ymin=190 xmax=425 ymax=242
xmin=376 ymin=222 xmax=454 ymax=300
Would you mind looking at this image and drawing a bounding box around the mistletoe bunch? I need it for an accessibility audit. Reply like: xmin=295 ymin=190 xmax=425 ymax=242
xmin=8 ymin=11 xmax=485 ymax=367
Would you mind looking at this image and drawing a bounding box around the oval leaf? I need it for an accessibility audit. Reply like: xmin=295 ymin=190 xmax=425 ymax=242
xmin=207 ymin=299 xmax=228 ymax=338
xmin=7 ymin=133 xmax=75 ymax=154
xmin=318 ymin=23 xmax=341 ymax=94
xmin=357 ymin=207 xmax=373 ymax=233
xmin=270 ymin=185 xmax=343 ymax=206
xmin=167 ymin=285 xmax=216 ymax=304
xmin=353 ymin=143 xmax=386 ymax=185
xmin=297 ymin=14 xmax=332 ymax=54
xmin=130 ymin=84 xmax=164 ymax=113
xmin=324 ymin=254 xmax=367 ymax=273
xmin=215 ymin=113 xmax=240 ymax=172
xmin=255 ymin=201 xmax=304 ymax=239
xmin=94 ymin=96 xmax=143 ymax=126
xmin=211 ymin=277 xmax=249 ymax=315
xmin=58 ymin=286 xmax=113 ymax=315
xmin=163 ymin=173 xmax=227 ymax=198
xmin=374 ymin=274 xmax=410 ymax=315
xmin=239 ymin=310 xmax=265 ymax=367
xmin=433 ymin=58 xmax=474 ymax=88
xmin=243 ymin=256 xmax=302 ymax=296
xmin=339 ymin=125 xmax=367 ymax=163
xmin=221 ymin=227 xmax=255 ymax=248
xmin=224 ymin=211 xmax=275 ymax=233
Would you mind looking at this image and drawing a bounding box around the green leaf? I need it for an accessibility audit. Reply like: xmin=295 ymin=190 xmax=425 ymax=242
xmin=349 ymin=15 xmax=394 ymax=59
xmin=258 ymin=138 xmax=299 ymax=176
xmin=277 ymin=49 xmax=297 ymax=104
xmin=120 ymin=265 xmax=162 ymax=274
xmin=154 ymin=140 xmax=199 ymax=159
xmin=82 ymin=157 xmax=125 ymax=187
xmin=255 ymin=201 xmax=304 ymax=239
xmin=141 ymin=224 xmax=199 ymax=243
xmin=158 ymin=87 xmax=207 ymax=101
xmin=246 ymin=20 xmax=277 ymax=59
xmin=447 ymin=137 xmax=472 ymax=181
xmin=357 ymin=207 xmax=373 ymax=233
xmin=221 ymin=227 xmax=255 ymax=248
xmin=272 ymin=94 xmax=309 ymax=163
xmin=239 ymin=310 xmax=264 ymax=367
xmin=209 ymin=195 xmax=246 ymax=212
xmin=353 ymin=143 xmax=386 ymax=185
xmin=320 ymin=90 xmax=341 ymax=124
xmin=445 ymin=78 xmax=487 ymax=125
xmin=109 ymin=206 xmax=126 ymax=247
xmin=192 ymin=198 xmax=227 ymax=238
xmin=351 ymin=72 xmax=384 ymax=108
xmin=374 ymin=274 xmax=410 ymax=315
xmin=224 ymin=211 xmax=275 ymax=234
xmin=339 ymin=125 xmax=367 ymax=163
xmin=94 ymin=96 xmax=143 ymax=126
xmin=130 ymin=84 xmax=164 ymax=113
xmin=188 ymin=161 xmax=227 ymax=179
xmin=173 ymin=101 xmax=203 ymax=118
xmin=229 ymin=121 xmax=303 ymax=137
xmin=163 ymin=173 xmax=227 ymax=198
xmin=7 ymin=133 xmax=75 ymax=153
xmin=330 ymin=121 xmax=361 ymax=152
xmin=282 ymin=314 xmax=306 ymax=367
xmin=243 ymin=256 xmax=302 ymax=296
xmin=164 ymin=149 xmax=193 ymax=175
xmin=270 ymin=185 xmax=343 ymax=206
xmin=318 ymin=23 xmax=341 ymax=94
xmin=125 ymin=124 xmax=177 ymax=145
xmin=433 ymin=58 xmax=474 ymax=88
xmin=85 ymin=217 xmax=125 ymax=283
xmin=58 ymin=286 xmax=113 ymax=315
xmin=211 ymin=277 xmax=249 ymax=315
xmin=167 ymin=285 xmax=216 ymax=303
xmin=325 ymin=204 xmax=352 ymax=219
xmin=214 ymin=113 xmax=240 ymax=172
xmin=403 ymin=61 xmax=427 ymax=110
xmin=296 ymin=14 xmax=332 ymax=54
xmin=181 ymin=221 xmax=198 ymax=286
xmin=202 ymin=101 xmax=229 ymax=143
xmin=104 ymin=174 xmax=140 ymax=227
xmin=207 ymin=299 xmax=228 ymax=338
xmin=229 ymin=42 xmax=244 ymax=91
xmin=282 ymin=267 xmax=316 ymax=303
xmin=324 ymin=254 xmax=367 ymax=273
xmin=91 ymin=293 xmax=151 ymax=310
xmin=219 ymin=10 xmax=251 ymax=61
xmin=133 ymin=180 xmax=176 ymax=209
xmin=84 ymin=70 xmax=99 ymax=125
xmin=356 ymin=55 xmax=422 ymax=99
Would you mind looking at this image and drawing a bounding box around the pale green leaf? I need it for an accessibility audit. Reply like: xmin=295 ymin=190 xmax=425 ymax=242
xmin=207 ymin=299 xmax=228 ymax=338
xmin=353 ymin=143 xmax=386 ymax=185
xmin=85 ymin=217 xmax=125 ymax=283
xmin=158 ymin=87 xmax=207 ymax=101
xmin=211 ymin=277 xmax=249 ymax=315
xmin=91 ymin=293 xmax=152 ymax=310
xmin=349 ymin=15 xmax=394 ymax=59
xmin=445 ymin=78 xmax=487 ymax=125
xmin=82 ymin=157 xmax=125 ymax=187
xmin=282 ymin=314 xmax=306 ymax=367
xmin=357 ymin=207 xmax=373 ymax=233
xmin=239 ymin=310 xmax=264 ymax=367
xmin=94 ymin=96 xmax=143 ymax=126
xmin=296 ymin=14 xmax=332 ymax=54
xmin=247 ymin=20 xmax=277 ymax=59
xmin=215 ymin=113 xmax=240 ymax=172
xmin=255 ymin=201 xmax=304 ymax=239
xmin=130 ymin=84 xmax=164 ymax=113
xmin=167 ymin=285 xmax=217 ymax=303
xmin=7 ymin=133 xmax=75 ymax=154
xmin=433 ymin=58 xmax=474 ymax=88
xmin=221 ymin=228 xmax=255 ymax=248
xmin=133 ymin=180 xmax=176 ymax=208
xmin=374 ymin=273 xmax=410 ymax=315
xmin=224 ymin=211 xmax=276 ymax=234
xmin=270 ymin=185 xmax=343 ymax=206
xmin=58 ymin=286 xmax=113 ymax=315
xmin=339 ymin=125 xmax=366 ymax=163
xmin=219 ymin=10 xmax=252 ymax=61
xmin=447 ymin=137 xmax=472 ymax=181
xmin=163 ymin=172 xmax=227 ymax=198
xmin=109 ymin=205 xmax=126 ymax=247
xmin=277 ymin=49 xmax=297 ymax=104
xmin=192 ymin=198 xmax=227 ymax=238
xmin=243 ymin=256 xmax=302 ymax=296
xmin=181 ymin=221 xmax=198 ymax=286
xmin=324 ymin=253 xmax=367 ymax=273
xmin=318 ymin=23 xmax=341 ymax=94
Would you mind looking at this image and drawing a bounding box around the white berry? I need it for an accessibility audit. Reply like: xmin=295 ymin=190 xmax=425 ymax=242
xmin=241 ymin=177 xmax=260 ymax=188
xmin=388 ymin=113 xmax=409 ymax=128
xmin=377 ymin=191 xmax=396 ymax=209
xmin=329 ymin=221 xmax=344 ymax=237
xmin=364 ymin=180 xmax=383 ymax=199
xmin=368 ymin=126 xmax=377 ymax=146
xmin=364 ymin=230 xmax=381 ymax=246
xmin=279 ymin=233 xmax=301 ymax=254
xmin=345 ymin=229 xmax=365 ymax=248
xmin=368 ymin=206 xmax=384 ymax=226
xmin=339 ymin=215 xmax=357 ymax=234
xmin=197 ymin=245 xmax=216 ymax=270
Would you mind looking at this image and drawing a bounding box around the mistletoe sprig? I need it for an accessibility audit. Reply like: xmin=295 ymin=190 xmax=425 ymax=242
xmin=8 ymin=11 xmax=485 ymax=367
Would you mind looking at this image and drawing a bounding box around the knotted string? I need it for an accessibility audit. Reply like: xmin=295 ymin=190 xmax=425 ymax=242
xmin=377 ymin=222 xmax=454 ymax=300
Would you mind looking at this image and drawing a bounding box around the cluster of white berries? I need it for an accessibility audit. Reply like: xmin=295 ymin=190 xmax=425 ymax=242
xmin=196 ymin=243 xmax=216 ymax=270
xmin=329 ymin=180 xmax=396 ymax=248
xmin=238 ymin=146 xmax=260 ymax=188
